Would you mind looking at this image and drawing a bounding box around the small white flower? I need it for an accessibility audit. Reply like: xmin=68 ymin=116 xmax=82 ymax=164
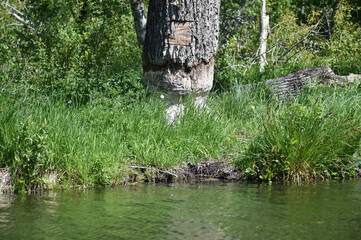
xmin=160 ymin=94 xmax=165 ymax=99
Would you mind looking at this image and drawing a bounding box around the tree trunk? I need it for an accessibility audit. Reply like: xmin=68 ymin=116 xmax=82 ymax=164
xmin=142 ymin=0 xmax=220 ymax=122
xmin=265 ymin=66 xmax=336 ymax=98
xmin=263 ymin=66 xmax=361 ymax=99
xmin=300 ymin=0 xmax=305 ymax=25
xmin=130 ymin=0 xmax=147 ymax=46
xmin=259 ymin=0 xmax=269 ymax=72
xmin=240 ymin=66 xmax=361 ymax=99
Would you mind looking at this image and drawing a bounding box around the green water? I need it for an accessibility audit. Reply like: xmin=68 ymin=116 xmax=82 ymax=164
xmin=1 ymin=180 xmax=361 ymax=240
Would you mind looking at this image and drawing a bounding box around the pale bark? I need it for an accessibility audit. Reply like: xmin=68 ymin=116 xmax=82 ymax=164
xmin=259 ymin=0 xmax=269 ymax=72
xmin=130 ymin=0 xmax=147 ymax=46
xmin=143 ymin=0 xmax=220 ymax=94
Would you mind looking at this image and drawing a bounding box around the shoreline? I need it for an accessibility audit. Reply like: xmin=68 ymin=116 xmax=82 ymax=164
xmin=0 ymin=161 xmax=243 ymax=193
xmin=1 ymin=161 xmax=360 ymax=194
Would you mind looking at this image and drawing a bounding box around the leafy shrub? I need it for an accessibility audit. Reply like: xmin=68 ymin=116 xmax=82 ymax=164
xmin=0 ymin=110 xmax=54 ymax=191
xmin=12 ymin=119 xmax=54 ymax=191
xmin=0 ymin=0 xmax=142 ymax=101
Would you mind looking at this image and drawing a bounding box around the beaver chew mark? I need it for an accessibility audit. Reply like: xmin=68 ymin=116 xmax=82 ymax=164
xmin=169 ymin=21 xmax=194 ymax=46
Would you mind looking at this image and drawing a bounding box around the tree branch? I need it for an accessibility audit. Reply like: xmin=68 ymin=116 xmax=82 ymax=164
xmin=0 ymin=1 xmax=39 ymax=33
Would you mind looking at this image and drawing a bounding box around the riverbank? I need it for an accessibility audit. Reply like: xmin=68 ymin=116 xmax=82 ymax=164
xmin=2 ymin=160 xmax=361 ymax=193
xmin=0 ymin=161 xmax=243 ymax=193
xmin=1 ymin=84 xmax=361 ymax=192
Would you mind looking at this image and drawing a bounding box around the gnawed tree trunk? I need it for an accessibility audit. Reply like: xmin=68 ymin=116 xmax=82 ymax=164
xmin=242 ymin=66 xmax=361 ymax=99
xmin=259 ymin=0 xmax=269 ymax=72
xmin=142 ymin=0 xmax=220 ymax=122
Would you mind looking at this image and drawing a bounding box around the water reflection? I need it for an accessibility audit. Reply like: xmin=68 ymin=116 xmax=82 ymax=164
xmin=0 ymin=194 xmax=14 ymax=225
xmin=0 ymin=180 xmax=360 ymax=239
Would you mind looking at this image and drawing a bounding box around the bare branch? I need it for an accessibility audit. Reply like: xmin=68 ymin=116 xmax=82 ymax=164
xmin=275 ymin=16 xmax=324 ymax=62
xmin=0 ymin=1 xmax=24 ymax=16
xmin=226 ymin=61 xmax=244 ymax=76
xmin=0 ymin=1 xmax=39 ymax=33
xmin=9 ymin=11 xmax=27 ymax=23
xmin=259 ymin=0 xmax=269 ymax=72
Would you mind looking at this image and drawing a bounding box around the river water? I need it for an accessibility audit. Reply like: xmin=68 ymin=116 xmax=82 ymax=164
xmin=0 ymin=180 xmax=361 ymax=239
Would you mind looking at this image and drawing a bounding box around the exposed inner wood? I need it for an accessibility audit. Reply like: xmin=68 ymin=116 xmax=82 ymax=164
xmin=143 ymin=58 xmax=214 ymax=95
xmin=169 ymin=21 xmax=194 ymax=46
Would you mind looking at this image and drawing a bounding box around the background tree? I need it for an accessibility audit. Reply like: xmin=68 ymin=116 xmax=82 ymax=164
xmin=259 ymin=0 xmax=269 ymax=72
xmin=130 ymin=0 xmax=147 ymax=46
xmin=1 ymin=0 xmax=143 ymax=102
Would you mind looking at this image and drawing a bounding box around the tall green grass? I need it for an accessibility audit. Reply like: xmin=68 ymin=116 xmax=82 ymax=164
xmin=0 ymin=93 xmax=233 ymax=190
xmin=1 ymin=83 xmax=360 ymax=190
xmin=236 ymin=85 xmax=361 ymax=181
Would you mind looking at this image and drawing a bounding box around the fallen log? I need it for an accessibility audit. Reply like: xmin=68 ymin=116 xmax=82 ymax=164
xmin=243 ymin=66 xmax=361 ymax=99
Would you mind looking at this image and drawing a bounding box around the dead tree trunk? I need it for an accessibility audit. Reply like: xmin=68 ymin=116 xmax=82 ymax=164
xmin=240 ymin=66 xmax=361 ymax=99
xmin=259 ymin=0 xmax=269 ymax=72
xmin=142 ymin=0 xmax=220 ymax=122
xmin=264 ymin=66 xmax=361 ymax=98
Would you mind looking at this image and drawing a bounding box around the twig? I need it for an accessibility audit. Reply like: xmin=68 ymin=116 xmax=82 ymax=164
xmin=226 ymin=61 xmax=244 ymax=76
xmin=276 ymin=16 xmax=324 ymax=62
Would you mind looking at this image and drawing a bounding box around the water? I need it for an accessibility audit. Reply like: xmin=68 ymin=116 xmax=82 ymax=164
xmin=1 ymin=180 xmax=361 ymax=240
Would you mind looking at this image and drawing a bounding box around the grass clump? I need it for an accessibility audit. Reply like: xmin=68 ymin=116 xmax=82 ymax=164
xmin=239 ymin=86 xmax=361 ymax=182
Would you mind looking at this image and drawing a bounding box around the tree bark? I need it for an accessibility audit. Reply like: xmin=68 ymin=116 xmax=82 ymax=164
xmin=142 ymin=0 xmax=220 ymax=97
xmin=259 ymin=0 xmax=269 ymax=72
